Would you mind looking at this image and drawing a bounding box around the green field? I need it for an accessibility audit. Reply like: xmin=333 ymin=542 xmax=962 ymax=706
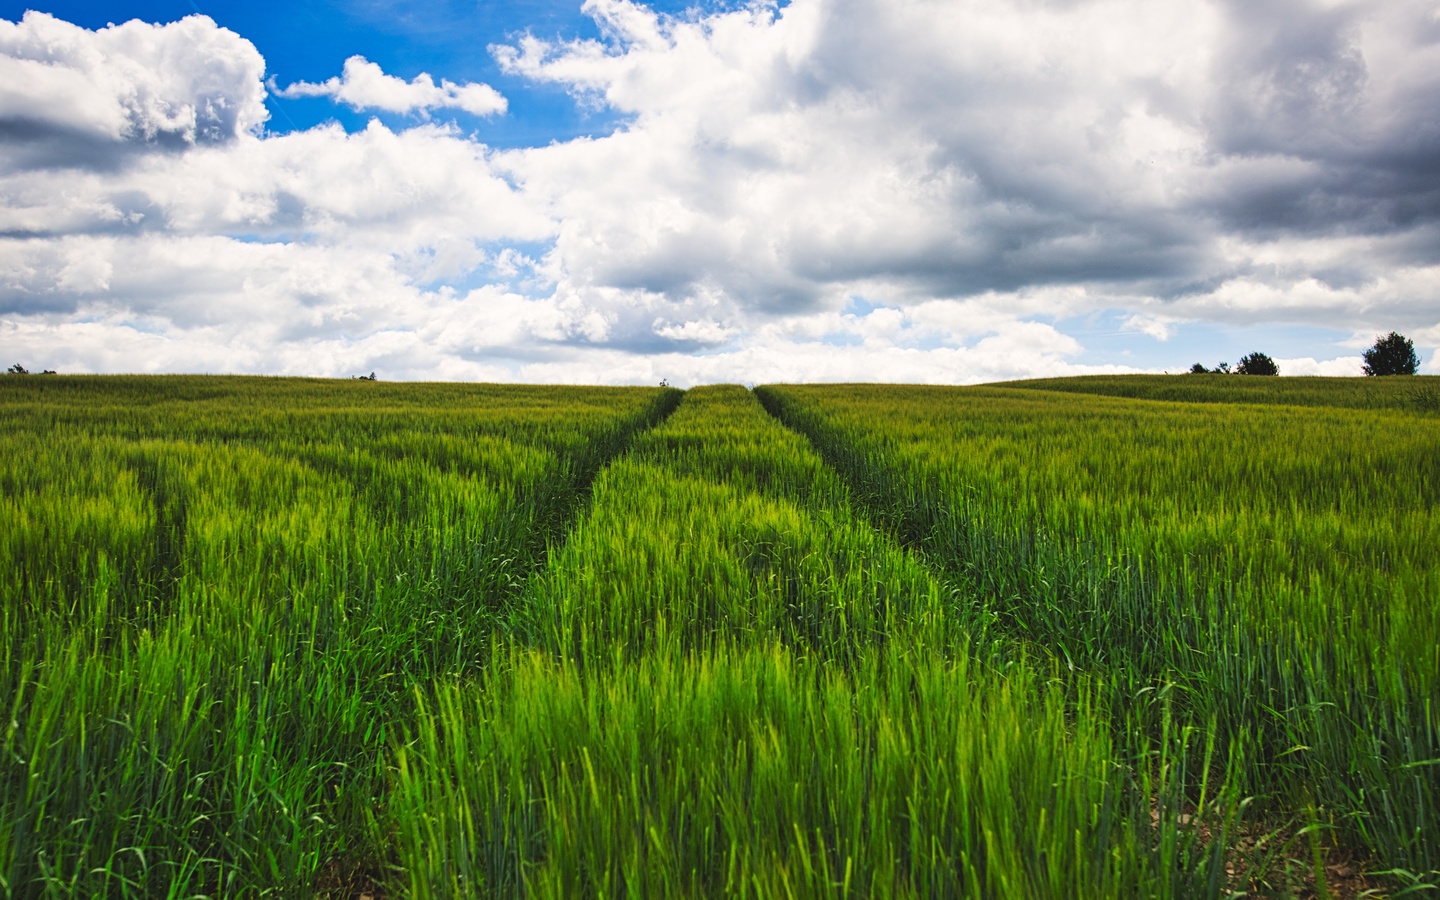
xmin=2 ymin=375 xmax=1436 ymax=897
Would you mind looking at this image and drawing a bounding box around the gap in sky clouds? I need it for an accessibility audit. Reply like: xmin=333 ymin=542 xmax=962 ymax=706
xmin=1 ymin=0 xmax=1438 ymax=383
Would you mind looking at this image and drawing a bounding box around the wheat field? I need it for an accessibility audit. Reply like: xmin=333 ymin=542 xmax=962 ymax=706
xmin=3 ymin=374 xmax=1435 ymax=897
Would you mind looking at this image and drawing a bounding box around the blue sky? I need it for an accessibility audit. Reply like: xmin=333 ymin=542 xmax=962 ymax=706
xmin=1 ymin=0 xmax=1437 ymax=382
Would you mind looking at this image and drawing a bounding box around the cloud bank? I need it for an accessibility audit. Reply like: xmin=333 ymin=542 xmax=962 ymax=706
xmin=2 ymin=0 xmax=1438 ymax=382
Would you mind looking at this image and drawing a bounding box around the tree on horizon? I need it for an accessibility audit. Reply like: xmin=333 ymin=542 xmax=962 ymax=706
xmin=1236 ymin=352 xmax=1279 ymax=376
xmin=1362 ymin=332 xmax=1419 ymax=376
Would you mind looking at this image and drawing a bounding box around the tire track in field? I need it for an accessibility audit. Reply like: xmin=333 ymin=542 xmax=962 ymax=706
xmin=531 ymin=386 xmax=685 ymax=568
xmin=390 ymin=386 xmax=1208 ymax=899
xmin=503 ymin=384 xmax=980 ymax=668
xmin=751 ymin=386 xmax=1005 ymax=653
xmin=753 ymin=384 xmax=1122 ymax=668
xmin=126 ymin=446 xmax=189 ymax=630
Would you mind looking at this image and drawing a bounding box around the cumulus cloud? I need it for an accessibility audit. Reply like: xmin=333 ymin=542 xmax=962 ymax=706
xmin=0 ymin=121 xmax=549 ymax=244
xmin=274 ymin=56 xmax=507 ymax=117
xmin=496 ymin=0 xmax=1440 ymax=339
xmin=0 ymin=11 xmax=266 ymax=158
xmin=1276 ymin=356 xmax=1366 ymax=377
xmin=2 ymin=1 xmax=1439 ymax=382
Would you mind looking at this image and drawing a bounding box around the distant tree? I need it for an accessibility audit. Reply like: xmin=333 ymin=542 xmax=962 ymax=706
xmin=1215 ymin=361 xmax=1231 ymax=374
xmin=7 ymin=363 xmax=28 ymax=375
xmin=1235 ymin=351 xmax=1279 ymax=376
xmin=1189 ymin=362 xmax=1209 ymax=373
xmin=1362 ymin=331 xmax=1419 ymax=376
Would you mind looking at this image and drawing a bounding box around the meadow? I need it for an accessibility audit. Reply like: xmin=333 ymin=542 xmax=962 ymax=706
xmin=2 ymin=374 xmax=1435 ymax=897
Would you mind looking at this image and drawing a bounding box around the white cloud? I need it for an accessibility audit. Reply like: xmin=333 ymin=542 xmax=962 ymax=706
xmin=275 ymin=56 xmax=506 ymax=117
xmin=491 ymin=0 xmax=1440 ymax=345
xmin=1276 ymin=356 xmax=1365 ymax=377
xmin=0 ymin=12 xmax=266 ymax=146
xmin=1121 ymin=314 xmax=1177 ymax=341
xmin=0 ymin=119 xmax=552 ymax=255
xmin=652 ymin=317 xmax=736 ymax=344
